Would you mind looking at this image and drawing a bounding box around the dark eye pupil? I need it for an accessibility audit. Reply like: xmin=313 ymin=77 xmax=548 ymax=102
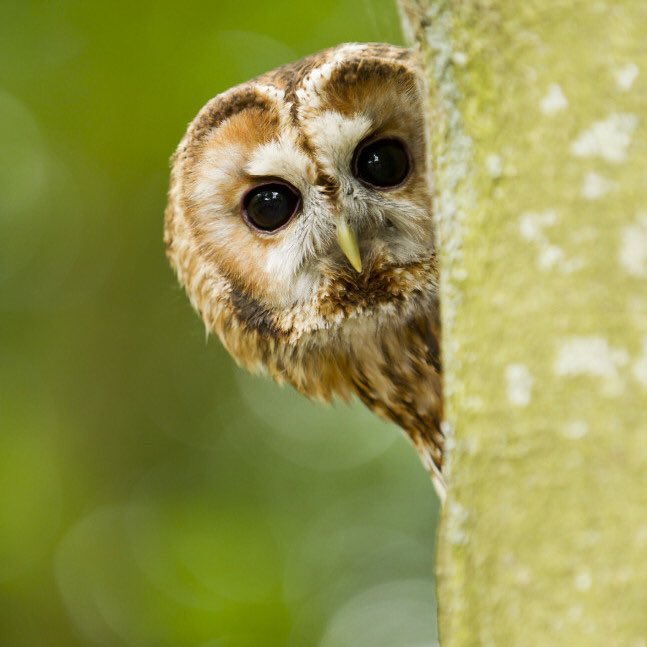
xmin=243 ymin=182 xmax=300 ymax=231
xmin=354 ymin=138 xmax=410 ymax=188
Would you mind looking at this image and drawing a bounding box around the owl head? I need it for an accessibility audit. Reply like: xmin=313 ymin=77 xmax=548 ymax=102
xmin=165 ymin=43 xmax=439 ymax=424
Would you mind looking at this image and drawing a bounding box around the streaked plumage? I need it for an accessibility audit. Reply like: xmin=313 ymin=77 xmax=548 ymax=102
xmin=165 ymin=43 xmax=444 ymax=496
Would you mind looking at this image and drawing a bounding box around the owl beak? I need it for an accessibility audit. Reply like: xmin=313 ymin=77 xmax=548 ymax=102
xmin=336 ymin=218 xmax=362 ymax=273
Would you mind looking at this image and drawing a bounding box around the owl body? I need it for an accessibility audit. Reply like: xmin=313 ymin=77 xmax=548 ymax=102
xmin=165 ymin=43 xmax=444 ymax=495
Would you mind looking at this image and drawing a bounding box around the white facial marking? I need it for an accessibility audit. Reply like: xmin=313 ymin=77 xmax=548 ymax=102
xmin=306 ymin=110 xmax=372 ymax=169
xmin=260 ymin=193 xmax=335 ymax=305
xmin=194 ymin=144 xmax=246 ymax=202
xmin=245 ymin=134 xmax=312 ymax=188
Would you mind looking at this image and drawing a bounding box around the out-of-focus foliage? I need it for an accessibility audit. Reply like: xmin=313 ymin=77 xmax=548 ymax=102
xmin=0 ymin=2 xmax=439 ymax=645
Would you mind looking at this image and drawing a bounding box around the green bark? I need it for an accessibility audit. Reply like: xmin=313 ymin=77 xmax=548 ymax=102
xmin=398 ymin=1 xmax=647 ymax=645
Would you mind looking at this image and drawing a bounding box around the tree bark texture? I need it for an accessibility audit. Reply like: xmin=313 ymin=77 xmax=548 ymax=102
xmin=398 ymin=1 xmax=647 ymax=645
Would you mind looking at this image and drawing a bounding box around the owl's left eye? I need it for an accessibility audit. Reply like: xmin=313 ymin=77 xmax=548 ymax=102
xmin=242 ymin=182 xmax=301 ymax=232
xmin=352 ymin=137 xmax=411 ymax=189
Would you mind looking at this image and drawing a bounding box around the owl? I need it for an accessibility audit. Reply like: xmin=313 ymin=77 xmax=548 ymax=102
xmin=164 ymin=43 xmax=444 ymax=498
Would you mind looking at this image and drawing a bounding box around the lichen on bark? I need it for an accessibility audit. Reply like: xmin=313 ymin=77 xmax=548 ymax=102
xmin=399 ymin=1 xmax=647 ymax=645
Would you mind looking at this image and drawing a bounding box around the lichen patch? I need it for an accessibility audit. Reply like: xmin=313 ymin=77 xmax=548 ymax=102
xmin=613 ymin=62 xmax=640 ymax=92
xmin=519 ymin=210 xmax=582 ymax=273
xmin=574 ymin=570 xmax=593 ymax=592
xmin=562 ymin=420 xmax=589 ymax=440
xmin=619 ymin=214 xmax=647 ymax=277
xmin=537 ymin=244 xmax=565 ymax=270
xmin=554 ymin=336 xmax=629 ymax=395
xmin=571 ymin=113 xmax=639 ymax=164
xmin=446 ymin=500 xmax=470 ymax=546
xmin=581 ymin=172 xmax=615 ymax=201
xmin=505 ymin=363 xmax=533 ymax=407
xmin=540 ymin=83 xmax=568 ymax=115
xmin=519 ymin=210 xmax=557 ymax=242
xmin=485 ymin=153 xmax=503 ymax=178
xmin=632 ymin=336 xmax=647 ymax=391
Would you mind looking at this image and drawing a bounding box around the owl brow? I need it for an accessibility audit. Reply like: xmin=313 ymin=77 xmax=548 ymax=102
xmin=190 ymin=88 xmax=276 ymax=145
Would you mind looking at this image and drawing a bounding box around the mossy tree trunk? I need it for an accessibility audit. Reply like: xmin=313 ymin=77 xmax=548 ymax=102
xmin=398 ymin=1 xmax=647 ymax=645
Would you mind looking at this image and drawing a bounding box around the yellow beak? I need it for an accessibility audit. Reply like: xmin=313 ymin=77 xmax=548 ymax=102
xmin=336 ymin=218 xmax=362 ymax=273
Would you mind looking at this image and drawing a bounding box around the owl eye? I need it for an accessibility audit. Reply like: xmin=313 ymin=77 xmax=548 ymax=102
xmin=242 ymin=182 xmax=301 ymax=232
xmin=353 ymin=138 xmax=411 ymax=188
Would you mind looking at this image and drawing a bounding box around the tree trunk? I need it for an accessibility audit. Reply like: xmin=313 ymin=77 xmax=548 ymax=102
xmin=398 ymin=1 xmax=647 ymax=645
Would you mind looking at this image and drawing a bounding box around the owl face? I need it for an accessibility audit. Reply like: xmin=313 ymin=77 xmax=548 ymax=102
xmin=165 ymin=43 xmax=440 ymax=438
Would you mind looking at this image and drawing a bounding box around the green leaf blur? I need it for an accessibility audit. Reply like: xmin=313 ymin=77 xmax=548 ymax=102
xmin=0 ymin=2 xmax=440 ymax=645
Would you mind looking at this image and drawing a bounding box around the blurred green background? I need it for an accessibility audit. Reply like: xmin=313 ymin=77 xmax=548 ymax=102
xmin=0 ymin=1 xmax=440 ymax=645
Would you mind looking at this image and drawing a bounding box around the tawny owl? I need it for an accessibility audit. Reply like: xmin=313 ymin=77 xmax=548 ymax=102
xmin=164 ymin=43 xmax=444 ymax=497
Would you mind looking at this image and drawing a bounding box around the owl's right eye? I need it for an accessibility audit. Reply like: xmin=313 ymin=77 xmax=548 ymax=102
xmin=242 ymin=182 xmax=301 ymax=232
